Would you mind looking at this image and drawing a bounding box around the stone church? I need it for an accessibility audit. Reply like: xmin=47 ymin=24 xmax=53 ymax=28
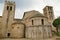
xmin=0 ymin=0 xmax=54 ymax=39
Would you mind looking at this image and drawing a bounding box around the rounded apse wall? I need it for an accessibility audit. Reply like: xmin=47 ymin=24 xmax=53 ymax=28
xmin=10 ymin=22 xmax=25 ymax=38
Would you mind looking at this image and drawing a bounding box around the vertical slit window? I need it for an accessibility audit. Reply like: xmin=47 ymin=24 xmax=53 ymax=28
xmin=32 ymin=20 xmax=34 ymax=25
xmin=10 ymin=6 xmax=12 ymax=11
xmin=7 ymin=33 xmax=10 ymax=37
xmin=7 ymin=6 xmax=9 ymax=10
xmin=41 ymin=19 xmax=44 ymax=25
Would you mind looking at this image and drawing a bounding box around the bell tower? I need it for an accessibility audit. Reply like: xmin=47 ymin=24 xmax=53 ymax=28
xmin=2 ymin=0 xmax=15 ymax=37
xmin=43 ymin=6 xmax=54 ymax=22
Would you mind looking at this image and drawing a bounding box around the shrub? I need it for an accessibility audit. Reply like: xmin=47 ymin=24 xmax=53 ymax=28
xmin=56 ymin=32 xmax=60 ymax=36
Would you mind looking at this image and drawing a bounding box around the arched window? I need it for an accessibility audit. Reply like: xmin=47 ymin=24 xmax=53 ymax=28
xmin=32 ymin=20 xmax=34 ymax=25
xmin=10 ymin=6 xmax=12 ymax=11
xmin=7 ymin=33 xmax=10 ymax=37
xmin=7 ymin=6 xmax=9 ymax=10
xmin=41 ymin=19 xmax=44 ymax=25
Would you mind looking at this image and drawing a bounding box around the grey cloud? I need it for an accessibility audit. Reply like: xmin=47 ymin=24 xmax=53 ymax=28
xmin=14 ymin=0 xmax=33 ymax=8
xmin=0 ymin=0 xmax=33 ymax=10
xmin=0 ymin=0 xmax=4 ymax=3
xmin=0 ymin=0 xmax=33 ymax=8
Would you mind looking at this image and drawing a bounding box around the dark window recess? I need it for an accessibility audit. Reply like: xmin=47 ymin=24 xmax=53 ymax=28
xmin=49 ymin=11 xmax=50 ymax=13
xmin=48 ymin=7 xmax=52 ymax=10
xmin=32 ymin=20 xmax=34 ymax=25
xmin=7 ymin=33 xmax=10 ymax=37
xmin=7 ymin=6 xmax=9 ymax=10
xmin=51 ymin=12 xmax=53 ymax=13
xmin=41 ymin=19 xmax=44 ymax=25
xmin=49 ymin=11 xmax=52 ymax=13
xmin=10 ymin=6 xmax=12 ymax=11
xmin=17 ymin=27 xmax=19 ymax=29
xmin=12 ymin=27 xmax=14 ymax=29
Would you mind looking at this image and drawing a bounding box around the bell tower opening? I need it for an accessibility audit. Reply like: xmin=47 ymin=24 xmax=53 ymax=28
xmin=7 ymin=6 xmax=9 ymax=10
xmin=43 ymin=6 xmax=54 ymax=22
xmin=10 ymin=6 xmax=12 ymax=11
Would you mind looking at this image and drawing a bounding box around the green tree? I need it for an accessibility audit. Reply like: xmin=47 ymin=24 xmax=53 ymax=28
xmin=53 ymin=17 xmax=60 ymax=32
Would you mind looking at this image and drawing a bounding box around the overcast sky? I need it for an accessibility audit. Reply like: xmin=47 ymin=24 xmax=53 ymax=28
xmin=0 ymin=0 xmax=60 ymax=19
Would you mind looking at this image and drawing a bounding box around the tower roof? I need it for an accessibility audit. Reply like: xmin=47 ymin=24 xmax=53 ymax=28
xmin=5 ymin=0 xmax=14 ymax=2
xmin=23 ymin=10 xmax=47 ymax=19
xmin=5 ymin=0 xmax=15 ymax=5
xmin=29 ymin=13 xmax=48 ymax=19
xmin=43 ymin=6 xmax=53 ymax=10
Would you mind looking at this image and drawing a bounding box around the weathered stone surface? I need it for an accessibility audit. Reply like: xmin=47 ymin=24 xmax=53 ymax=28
xmin=0 ymin=0 xmax=54 ymax=39
xmin=25 ymin=26 xmax=52 ymax=39
xmin=10 ymin=22 xmax=25 ymax=38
